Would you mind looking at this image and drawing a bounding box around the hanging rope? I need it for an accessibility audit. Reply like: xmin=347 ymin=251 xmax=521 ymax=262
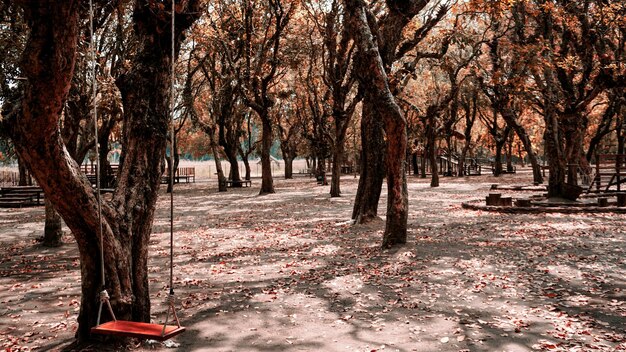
xmin=90 ymin=0 xmax=115 ymax=326
xmin=90 ymin=1 xmax=183 ymax=338
xmin=162 ymin=0 xmax=179 ymax=335
xmin=169 ymin=0 xmax=176 ymax=297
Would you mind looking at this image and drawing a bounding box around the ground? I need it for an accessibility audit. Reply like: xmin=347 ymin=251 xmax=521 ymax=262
xmin=0 ymin=166 xmax=625 ymax=352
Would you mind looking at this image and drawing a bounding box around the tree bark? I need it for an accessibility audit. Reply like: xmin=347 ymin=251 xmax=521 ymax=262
xmin=424 ymin=112 xmax=439 ymax=187
xmin=346 ymin=1 xmax=408 ymax=247
xmin=352 ymin=99 xmax=385 ymax=222
xmin=43 ymin=198 xmax=63 ymax=247
xmin=259 ymin=112 xmax=275 ymax=194
xmin=239 ymin=147 xmax=252 ymax=181
xmin=284 ymin=156 xmax=293 ymax=179
xmin=330 ymin=142 xmax=344 ymax=197
xmin=11 ymin=1 xmax=200 ymax=342
xmin=17 ymin=154 xmax=31 ymax=186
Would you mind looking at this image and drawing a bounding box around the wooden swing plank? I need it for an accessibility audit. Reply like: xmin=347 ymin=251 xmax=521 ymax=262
xmin=91 ymin=320 xmax=185 ymax=341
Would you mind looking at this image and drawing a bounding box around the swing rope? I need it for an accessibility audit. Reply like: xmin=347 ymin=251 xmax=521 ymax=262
xmin=162 ymin=0 xmax=180 ymax=334
xmin=90 ymin=0 xmax=115 ymax=327
xmin=90 ymin=0 xmax=184 ymax=340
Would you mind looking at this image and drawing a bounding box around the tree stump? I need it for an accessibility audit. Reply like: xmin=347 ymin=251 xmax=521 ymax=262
xmin=617 ymin=193 xmax=626 ymax=207
xmin=562 ymin=183 xmax=583 ymax=201
xmin=597 ymin=197 xmax=608 ymax=207
xmin=515 ymin=199 xmax=532 ymax=207
xmin=486 ymin=193 xmax=501 ymax=206
xmin=500 ymin=196 xmax=513 ymax=207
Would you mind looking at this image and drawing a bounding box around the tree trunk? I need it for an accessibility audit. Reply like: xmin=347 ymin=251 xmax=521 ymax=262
xmin=494 ymin=141 xmax=504 ymax=176
xmin=458 ymin=146 xmax=468 ymax=177
xmin=239 ymin=147 xmax=252 ymax=180
xmin=284 ymin=156 xmax=293 ymax=179
xmin=43 ymin=199 xmax=63 ymax=247
xmin=506 ymin=139 xmax=513 ymax=172
xmin=17 ymin=154 xmax=31 ymax=186
xmin=381 ymin=107 xmax=408 ymax=248
xmin=515 ymin=127 xmax=542 ymax=184
xmin=226 ymin=153 xmax=242 ymax=186
xmin=215 ymin=159 xmax=227 ymax=192
xmin=351 ymin=99 xmax=385 ymax=222
xmin=544 ymin=111 xmax=566 ymax=197
xmin=425 ymin=115 xmax=439 ymax=187
xmin=330 ymin=142 xmax=344 ymax=197
xmin=346 ymin=1 xmax=408 ymax=246
xmin=259 ymin=113 xmax=275 ymax=194
xmin=618 ymin=116 xmax=625 ymax=155
xmin=209 ymin=138 xmax=227 ymax=192
xmin=11 ymin=0 xmax=200 ymax=342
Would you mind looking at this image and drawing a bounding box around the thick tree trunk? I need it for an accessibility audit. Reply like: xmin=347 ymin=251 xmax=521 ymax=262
xmin=411 ymin=153 xmax=418 ymax=176
xmin=381 ymin=109 xmax=408 ymax=248
xmin=284 ymin=156 xmax=293 ymax=179
xmin=346 ymin=2 xmax=408 ymax=246
xmin=259 ymin=113 xmax=275 ymax=194
xmin=209 ymin=138 xmax=227 ymax=192
xmin=17 ymin=155 xmax=31 ymax=186
xmin=352 ymin=99 xmax=385 ymax=222
xmin=43 ymin=199 xmax=63 ymax=247
xmin=214 ymin=158 xmax=227 ymax=192
xmin=544 ymin=111 xmax=566 ymax=197
xmin=11 ymin=0 xmax=200 ymax=343
xmin=226 ymin=153 xmax=242 ymax=186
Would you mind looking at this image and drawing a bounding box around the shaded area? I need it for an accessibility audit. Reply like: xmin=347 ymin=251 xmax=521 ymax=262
xmin=0 ymin=168 xmax=624 ymax=351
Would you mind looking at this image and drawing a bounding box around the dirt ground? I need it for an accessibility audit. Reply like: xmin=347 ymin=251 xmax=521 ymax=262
xmin=1 ymin=167 xmax=625 ymax=352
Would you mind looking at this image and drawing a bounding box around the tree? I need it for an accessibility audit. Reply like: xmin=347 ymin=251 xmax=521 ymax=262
xmin=275 ymin=96 xmax=303 ymax=179
xmin=350 ymin=0 xmax=448 ymax=235
xmin=476 ymin=11 xmax=543 ymax=183
xmin=7 ymin=0 xmax=201 ymax=342
xmin=345 ymin=0 xmax=411 ymax=247
xmin=306 ymin=0 xmax=361 ymax=197
xmin=241 ymin=0 xmax=293 ymax=195
xmin=508 ymin=0 xmax=625 ymax=195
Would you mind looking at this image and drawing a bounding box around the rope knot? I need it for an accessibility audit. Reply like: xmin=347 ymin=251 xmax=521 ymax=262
xmin=99 ymin=290 xmax=110 ymax=303
xmin=165 ymin=293 xmax=177 ymax=306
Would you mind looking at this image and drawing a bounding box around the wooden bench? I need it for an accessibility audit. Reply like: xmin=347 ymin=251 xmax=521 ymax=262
xmin=0 ymin=186 xmax=44 ymax=208
xmin=176 ymin=167 xmax=195 ymax=183
xmin=297 ymin=169 xmax=315 ymax=177
xmin=225 ymin=179 xmax=251 ymax=188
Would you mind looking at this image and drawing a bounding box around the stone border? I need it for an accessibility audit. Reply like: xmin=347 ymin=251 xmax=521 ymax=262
xmin=461 ymin=199 xmax=626 ymax=214
xmin=490 ymin=184 xmax=547 ymax=192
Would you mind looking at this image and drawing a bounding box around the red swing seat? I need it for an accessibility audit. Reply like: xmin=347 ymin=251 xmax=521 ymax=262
xmin=91 ymin=320 xmax=185 ymax=341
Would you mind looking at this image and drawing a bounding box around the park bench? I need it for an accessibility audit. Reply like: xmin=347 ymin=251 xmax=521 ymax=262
xmin=224 ymin=179 xmax=251 ymax=188
xmin=297 ymin=168 xmax=315 ymax=177
xmin=175 ymin=167 xmax=195 ymax=183
xmin=491 ymin=164 xmax=516 ymax=175
xmin=0 ymin=186 xmax=44 ymax=208
xmin=341 ymin=165 xmax=354 ymax=174
xmin=161 ymin=167 xmax=196 ymax=184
